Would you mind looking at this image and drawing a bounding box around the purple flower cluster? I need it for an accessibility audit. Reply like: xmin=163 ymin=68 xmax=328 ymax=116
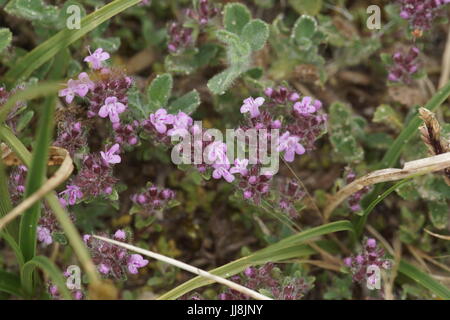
xmin=219 ymin=263 xmax=311 ymax=300
xmin=8 ymin=165 xmax=27 ymax=203
xmin=277 ymin=180 xmax=305 ymax=218
xmin=37 ymin=204 xmax=75 ymax=246
xmin=186 ymin=0 xmax=219 ymax=26
xmin=167 ymin=22 xmax=193 ymax=54
xmin=398 ymin=0 xmax=450 ymax=31
xmin=58 ymin=49 xmax=132 ymax=123
xmin=344 ymin=238 xmax=391 ymax=285
xmin=83 ymin=230 xmax=149 ymax=279
xmin=345 ymin=169 xmax=370 ymax=212
xmin=388 ymin=47 xmax=420 ymax=84
xmin=60 ymin=150 xmax=120 ymax=204
xmin=113 ymin=121 xmax=139 ymax=146
xmin=131 ymin=185 xmax=176 ymax=216
xmin=54 ymin=117 xmax=87 ymax=157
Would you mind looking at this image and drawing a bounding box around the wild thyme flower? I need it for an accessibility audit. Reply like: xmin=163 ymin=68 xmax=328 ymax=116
xmin=344 ymin=238 xmax=391 ymax=285
xmin=70 ymin=153 xmax=119 ymax=200
xmin=84 ymin=230 xmax=149 ymax=279
xmin=388 ymin=47 xmax=420 ymax=84
xmin=86 ymin=68 xmax=132 ymax=119
xmin=100 ymin=143 xmax=122 ymax=166
xmin=59 ymin=184 xmax=83 ymax=206
xmin=58 ymin=72 xmax=95 ymax=104
xmin=345 ymin=169 xmax=370 ymax=212
xmin=167 ymin=22 xmax=194 ymax=53
xmin=277 ymin=131 xmax=306 ymax=162
xmin=398 ymin=0 xmax=450 ymax=32
xmin=240 ymin=97 xmax=265 ymax=118
xmin=288 ymin=105 xmax=327 ymax=152
xmin=219 ymin=263 xmax=311 ymax=300
xmin=264 ymin=86 xmax=300 ymax=105
xmin=113 ymin=121 xmax=139 ymax=146
xmin=277 ymin=180 xmax=305 ymax=218
xmin=8 ymin=165 xmax=27 ymax=203
xmin=54 ymin=118 xmax=87 ymax=157
xmin=84 ymin=48 xmax=110 ymax=70
xmin=131 ymin=185 xmax=176 ymax=216
xmin=186 ymin=0 xmax=220 ymax=26
xmin=98 ymin=96 xmax=127 ymax=123
xmin=37 ymin=204 xmax=76 ymax=246
xmin=235 ymin=165 xmax=272 ymax=204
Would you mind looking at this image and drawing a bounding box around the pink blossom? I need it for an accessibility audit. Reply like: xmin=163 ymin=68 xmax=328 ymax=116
xmin=212 ymin=165 xmax=235 ymax=183
xmin=98 ymin=263 xmax=111 ymax=275
xmin=240 ymin=97 xmax=265 ymax=118
xmin=230 ymin=158 xmax=249 ymax=176
xmin=59 ymin=185 xmax=83 ymax=206
xmin=206 ymin=141 xmax=228 ymax=165
xmin=150 ymin=108 xmax=174 ymax=134
xmin=58 ymin=79 xmax=78 ymax=104
xmin=37 ymin=226 xmax=52 ymax=245
xmin=98 ymin=96 xmax=127 ymax=123
xmin=84 ymin=48 xmax=110 ymax=70
xmin=74 ymin=72 xmax=95 ymax=97
xmin=293 ymin=96 xmax=321 ymax=115
xmin=167 ymin=111 xmax=193 ymax=136
xmin=114 ymin=229 xmax=126 ymax=240
xmin=127 ymin=254 xmax=149 ymax=274
xmin=100 ymin=144 xmax=121 ymax=165
xmin=277 ymin=132 xmax=305 ymax=162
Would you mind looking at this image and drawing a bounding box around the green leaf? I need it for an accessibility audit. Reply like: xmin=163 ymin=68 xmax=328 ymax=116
xmin=373 ymin=104 xmax=403 ymax=131
xmin=91 ymin=37 xmax=121 ymax=53
xmin=292 ymin=15 xmax=317 ymax=42
xmin=158 ymin=221 xmax=354 ymax=299
xmin=21 ymin=256 xmax=71 ymax=299
xmin=223 ymin=2 xmax=252 ymax=35
xmin=168 ymin=90 xmax=200 ymax=114
xmin=398 ymin=260 xmax=450 ymax=299
xmin=3 ymin=0 xmax=142 ymax=86
xmin=0 ymin=269 xmax=23 ymax=297
xmin=5 ymin=0 xmax=59 ymax=25
xmin=147 ymin=73 xmax=173 ymax=109
xmin=329 ymin=102 xmax=364 ymax=163
xmin=289 ymin=0 xmax=322 ymax=15
xmin=207 ymin=67 xmax=242 ymax=95
xmin=241 ymin=19 xmax=269 ymax=51
xmin=0 ymin=28 xmax=13 ymax=54
xmin=427 ymin=200 xmax=449 ymax=230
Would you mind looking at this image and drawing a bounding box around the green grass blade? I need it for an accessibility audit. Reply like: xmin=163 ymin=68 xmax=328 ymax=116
xmin=19 ymin=48 xmax=68 ymax=263
xmin=0 ymin=231 xmax=24 ymax=268
xmin=0 ymin=159 xmax=17 ymax=237
xmin=398 ymin=260 xmax=450 ymax=299
xmin=354 ymin=178 xmax=413 ymax=236
xmin=0 ymin=126 xmax=32 ymax=165
xmin=21 ymin=256 xmax=71 ymax=299
xmin=158 ymin=220 xmax=354 ymax=299
xmin=3 ymin=0 xmax=142 ymax=86
xmin=0 ymin=269 xmax=23 ymax=297
xmin=19 ymin=94 xmax=55 ymax=262
xmin=0 ymin=82 xmax=60 ymax=123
